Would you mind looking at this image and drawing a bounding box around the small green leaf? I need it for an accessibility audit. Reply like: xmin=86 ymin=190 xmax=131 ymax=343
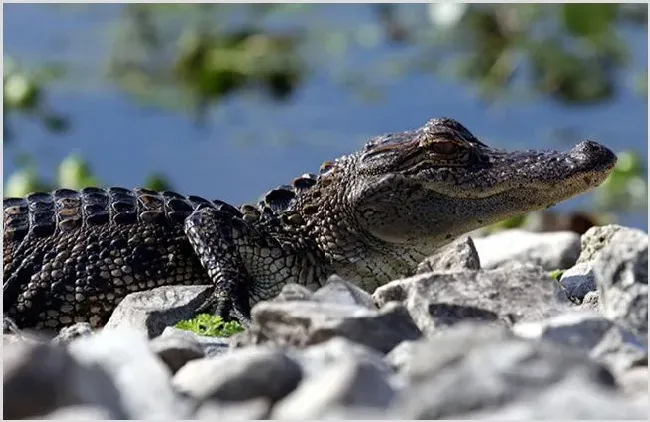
xmin=175 ymin=314 xmax=245 ymax=337
xmin=549 ymin=269 xmax=566 ymax=281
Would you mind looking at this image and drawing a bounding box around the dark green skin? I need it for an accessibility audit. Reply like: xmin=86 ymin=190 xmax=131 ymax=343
xmin=3 ymin=118 xmax=617 ymax=331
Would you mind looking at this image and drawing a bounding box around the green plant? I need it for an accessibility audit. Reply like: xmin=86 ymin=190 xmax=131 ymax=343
xmin=548 ymin=269 xmax=566 ymax=281
xmin=174 ymin=314 xmax=245 ymax=337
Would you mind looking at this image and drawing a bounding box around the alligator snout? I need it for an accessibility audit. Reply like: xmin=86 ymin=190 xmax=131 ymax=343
xmin=570 ymin=141 xmax=617 ymax=171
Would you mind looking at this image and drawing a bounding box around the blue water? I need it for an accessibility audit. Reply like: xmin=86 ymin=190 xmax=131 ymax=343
xmin=4 ymin=5 xmax=648 ymax=231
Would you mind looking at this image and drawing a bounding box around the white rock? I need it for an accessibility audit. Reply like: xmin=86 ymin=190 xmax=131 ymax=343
xmin=473 ymin=229 xmax=580 ymax=270
xmin=68 ymin=328 xmax=188 ymax=419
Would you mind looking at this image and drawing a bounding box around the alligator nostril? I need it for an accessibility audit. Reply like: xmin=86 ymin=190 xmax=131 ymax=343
xmin=574 ymin=140 xmax=608 ymax=154
xmin=570 ymin=141 xmax=617 ymax=167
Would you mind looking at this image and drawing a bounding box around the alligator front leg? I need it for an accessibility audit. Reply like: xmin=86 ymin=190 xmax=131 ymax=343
xmin=184 ymin=206 xmax=253 ymax=327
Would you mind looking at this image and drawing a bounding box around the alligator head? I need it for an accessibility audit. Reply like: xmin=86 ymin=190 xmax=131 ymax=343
xmin=346 ymin=118 xmax=617 ymax=245
xmin=299 ymin=118 xmax=617 ymax=271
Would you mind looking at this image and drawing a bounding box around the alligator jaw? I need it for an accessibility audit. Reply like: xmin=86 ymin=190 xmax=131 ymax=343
xmin=437 ymin=141 xmax=614 ymax=238
xmin=496 ymin=141 xmax=616 ymax=207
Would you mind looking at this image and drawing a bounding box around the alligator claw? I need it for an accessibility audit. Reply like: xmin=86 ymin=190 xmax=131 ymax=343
xmin=195 ymin=292 xmax=252 ymax=329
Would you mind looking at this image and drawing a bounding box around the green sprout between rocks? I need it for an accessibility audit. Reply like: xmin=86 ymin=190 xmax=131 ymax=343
xmin=549 ymin=269 xmax=566 ymax=281
xmin=175 ymin=314 xmax=245 ymax=337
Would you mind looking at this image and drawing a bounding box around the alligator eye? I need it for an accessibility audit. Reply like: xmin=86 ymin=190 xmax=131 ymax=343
xmin=428 ymin=141 xmax=464 ymax=155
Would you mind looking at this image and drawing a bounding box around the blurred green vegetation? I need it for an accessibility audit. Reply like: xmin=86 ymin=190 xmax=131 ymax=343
xmin=4 ymin=154 xmax=173 ymax=197
xmin=3 ymin=57 xmax=69 ymax=142
xmin=3 ymin=4 xmax=648 ymax=228
xmin=594 ymin=151 xmax=648 ymax=212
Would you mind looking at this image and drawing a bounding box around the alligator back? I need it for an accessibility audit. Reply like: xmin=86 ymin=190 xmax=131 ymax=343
xmin=3 ymin=187 xmax=239 ymax=329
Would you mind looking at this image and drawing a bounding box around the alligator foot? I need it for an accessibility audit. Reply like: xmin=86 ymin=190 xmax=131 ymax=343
xmin=195 ymin=287 xmax=252 ymax=328
xmin=185 ymin=206 xmax=253 ymax=328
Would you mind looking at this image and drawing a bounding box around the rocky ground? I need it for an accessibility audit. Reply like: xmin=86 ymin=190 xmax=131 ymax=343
xmin=3 ymin=224 xmax=648 ymax=419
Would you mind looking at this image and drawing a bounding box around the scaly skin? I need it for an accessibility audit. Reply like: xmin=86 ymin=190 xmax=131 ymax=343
xmin=3 ymin=118 xmax=617 ymax=330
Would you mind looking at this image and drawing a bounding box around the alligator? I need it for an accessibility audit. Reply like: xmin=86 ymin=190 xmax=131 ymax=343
xmin=3 ymin=118 xmax=617 ymax=331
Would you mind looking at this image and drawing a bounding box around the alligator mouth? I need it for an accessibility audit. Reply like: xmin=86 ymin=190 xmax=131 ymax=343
xmin=420 ymin=140 xmax=617 ymax=200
